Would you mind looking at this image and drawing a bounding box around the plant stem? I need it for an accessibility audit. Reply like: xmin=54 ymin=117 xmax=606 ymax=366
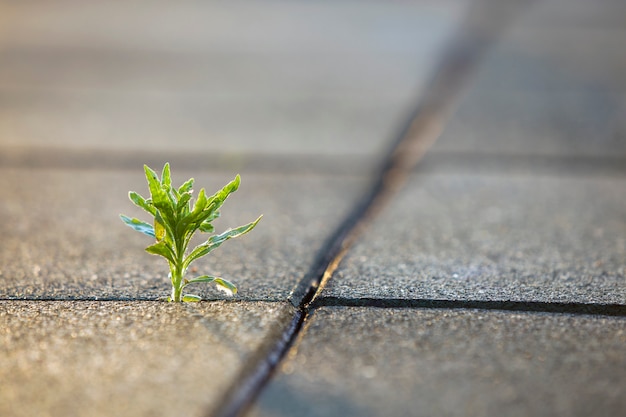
xmin=171 ymin=283 xmax=182 ymax=302
xmin=170 ymin=263 xmax=184 ymax=302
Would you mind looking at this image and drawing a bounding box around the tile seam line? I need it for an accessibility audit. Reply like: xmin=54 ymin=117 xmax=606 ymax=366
xmin=2 ymin=298 xmax=624 ymax=318
xmin=311 ymin=297 xmax=626 ymax=318
xmin=0 ymin=298 xmax=288 ymax=303
xmin=210 ymin=1 xmax=538 ymax=417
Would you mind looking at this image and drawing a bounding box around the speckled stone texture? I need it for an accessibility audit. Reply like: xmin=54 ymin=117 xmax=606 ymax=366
xmin=316 ymin=0 xmax=626 ymax=306
xmin=321 ymin=173 xmax=626 ymax=304
xmin=0 ymin=169 xmax=367 ymax=302
xmin=432 ymin=0 xmax=626 ymax=157
xmin=251 ymin=307 xmax=626 ymax=417
xmin=1 ymin=0 xmax=625 ymax=416
xmin=0 ymin=300 xmax=294 ymax=417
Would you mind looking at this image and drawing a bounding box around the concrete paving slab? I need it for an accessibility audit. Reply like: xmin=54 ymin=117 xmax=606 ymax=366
xmin=250 ymin=306 xmax=626 ymax=417
xmin=0 ymin=0 xmax=467 ymax=156
xmin=0 ymin=300 xmax=294 ymax=417
xmin=321 ymin=172 xmax=626 ymax=304
xmin=432 ymin=0 xmax=626 ymax=157
xmin=0 ymin=168 xmax=367 ymax=301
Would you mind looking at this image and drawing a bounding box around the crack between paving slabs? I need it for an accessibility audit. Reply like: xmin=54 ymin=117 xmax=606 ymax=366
xmin=209 ymin=1 xmax=540 ymax=417
xmin=312 ymin=297 xmax=626 ymax=318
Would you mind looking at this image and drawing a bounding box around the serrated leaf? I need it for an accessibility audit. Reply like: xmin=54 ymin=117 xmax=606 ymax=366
xmin=191 ymin=188 xmax=208 ymax=216
xmin=144 ymin=165 xmax=173 ymax=215
xmin=145 ymin=240 xmax=176 ymax=263
xmin=129 ymin=192 xmax=156 ymax=216
xmin=178 ymin=178 xmax=194 ymax=195
xmin=182 ymin=294 xmax=202 ymax=302
xmin=181 ymin=175 xmax=239 ymax=235
xmin=161 ymin=163 xmax=171 ymax=188
xmin=198 ymin=222 xmax=214 ymax=233
xmin=161 ymin=162 xmax=181 ymax=204
xmin=176 ymin=192 xmax=193 ymax=217
xmin=177 ymin=188 xmax=209 ymax=236
xmin=203 ymin=175 xmax=240 ymax=217
xmin=120 ymin=215 xmax=155 ymax=238
xmin=144 ymin=164 xmax=162 ymax=195
xmin=184 ymin=215 xmax=262 ymax=269
xmin=207 ymin=215 xmax=261 ymax=248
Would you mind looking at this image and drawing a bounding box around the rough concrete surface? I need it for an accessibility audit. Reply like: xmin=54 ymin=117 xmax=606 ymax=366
xmin=322 ymin=172 xmax=626 ymax=304
xmin=432 ymin=0 xmax=626 ymax=157
xmin=0 ymin=300 xmax=294 ymax=417
xmin=0 ymin=168 xmax=367 ymax=302
xmin=1 ymin=0 xmax=625 ymax=416
xmin=251 ymin=307 xmax=626 ymax=417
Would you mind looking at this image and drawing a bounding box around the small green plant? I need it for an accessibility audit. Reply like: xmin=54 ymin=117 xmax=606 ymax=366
xmin=120 ymin=163 xmax=261 ymax=302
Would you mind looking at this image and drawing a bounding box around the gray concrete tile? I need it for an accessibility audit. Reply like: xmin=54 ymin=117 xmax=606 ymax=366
xmin=250 ymin=307 xmax=626 ymax=417
xmin=321 ymin=173 xmax=626 ymax=304
xmin=0 ymin=0 xmax=467 ymax=156
xmin=434 ymin=90 xmax=626 ymax=157
xmin=0 ymin=168 xmax=367 ymax=301
xmin=0 ymin=300 xmax=294 ymax=417
xmin=433 ymin=0 xmax=626 ymax=157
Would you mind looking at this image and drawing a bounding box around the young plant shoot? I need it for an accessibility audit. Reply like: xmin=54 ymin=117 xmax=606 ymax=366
xmin=121 ymin=163 xmax=261 ymax=302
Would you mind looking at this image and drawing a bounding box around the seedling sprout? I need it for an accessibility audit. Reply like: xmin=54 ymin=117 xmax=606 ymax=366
xmin=121 ymin=163 xmax=261 ymax=302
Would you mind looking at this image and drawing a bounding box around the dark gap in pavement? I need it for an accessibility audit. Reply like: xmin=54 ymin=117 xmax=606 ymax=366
xmin=0 ymin=297 xmax=289 ymax=304
xmin=211 ymin=1 xmax=538 ymax=417
xmin=210 ymin=310 xmax=305 ymax=417
xmin=313 ymin=297 xmax=626 ymax=318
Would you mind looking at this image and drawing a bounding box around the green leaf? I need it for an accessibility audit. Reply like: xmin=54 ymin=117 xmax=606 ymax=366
xmin=182 ymin=275 xmax=237 ymax=296
xmin=176 ymin=191 xmax=193 ymax=217
xmin=182 ymin=274 xmax=216 ymax=288
xmin=145 ymin=240 xmax=176 ymax=264
xmin=122 ymin=166 xmax=259 ymax=303
xmin=205 ymin=210 xmax=221 ymax=223
xmin=154 ymin=211 xmax=167 ymax=242
xmin=191 ymin=188 xmax=208 ymax=216
xmin=177 ymin=188 xmax=209 ymax=237
xmin=203 ymin=175 xmax=240 ymax=218
xmin=182 ymin=294 xmax=202 ymax=302
xmin=196 ymin=211 xmax=219 ymax=233
xmin=144 ymin=164 xmax=162 ymax=196
xmin=184 ymin=215 xmax=262 ymax=269
xmin=120 ymin=215 xmax=155 ymax=238
xmin=178 ymin=178 xmax=194 ymax=195
xmin=213 ymin=278 xmax=237 ymax=295
xmin=198 ymin=222 xmax=214 ymax=233
xmin=161 ymin=162 xmax=181 ymax=203
xmin=161 ymin=163 xmax=171 ymax=189
xmin=129 ymin=192 xmax=156 ymax=216
xmin=180 ymin=175 xmax=239 ymax=236
xmin=144 ymin=165 xmax=173 ymax=216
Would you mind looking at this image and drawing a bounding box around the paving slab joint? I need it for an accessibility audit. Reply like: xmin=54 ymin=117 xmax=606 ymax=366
xmin=210 ymin=1 xmax=537 ymax=416
xmin=211 ymin=309 xmax=306 ymax=417
xmin=312 ymin=297 xmax=626 ymax=318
